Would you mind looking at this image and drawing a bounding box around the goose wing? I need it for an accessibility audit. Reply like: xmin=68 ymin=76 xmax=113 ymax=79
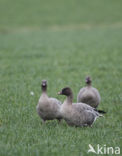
xmin=49 ymin=98 xmax=62 ymax=105
xmin=77 ymin=87 xmax=86 ymax=101
xmin=72 ymin=102 xmax=99 ymax=116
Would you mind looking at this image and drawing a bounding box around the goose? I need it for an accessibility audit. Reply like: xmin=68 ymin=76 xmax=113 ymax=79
xmin=77 ymin=76 xmax=101 ymax=108
xmin=58 ymin=87 xmax=105 ymax=127
xmin=36 ymin=80 xmax=62 ymax=122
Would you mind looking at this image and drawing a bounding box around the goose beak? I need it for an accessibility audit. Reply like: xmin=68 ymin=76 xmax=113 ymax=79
xmin=58 ymin=91 xmax=62 ymax=95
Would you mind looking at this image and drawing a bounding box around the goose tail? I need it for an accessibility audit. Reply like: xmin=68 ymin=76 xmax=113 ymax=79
xmin=97 ymin=110 xmax=106 ymax=114
xmin=94 ymin=108 xmax=106 ymax=114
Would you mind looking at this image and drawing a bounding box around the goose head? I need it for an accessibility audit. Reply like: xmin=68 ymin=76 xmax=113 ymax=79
xmin=85 ymin=76 xmax=92 ymax=85
xmin=58 ymin=87 xmax=73 ymax=99
xmin=41 ymin=80 xmax=47 ymax=92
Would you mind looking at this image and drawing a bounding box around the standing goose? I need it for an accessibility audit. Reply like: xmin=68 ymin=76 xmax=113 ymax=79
xmin=36 ymin=80 xmax=62 ymax=122
xmin=58 ymin=87 xmax=105 ymax=127
xmin=77 ymin=76 xmax=101 ymax=108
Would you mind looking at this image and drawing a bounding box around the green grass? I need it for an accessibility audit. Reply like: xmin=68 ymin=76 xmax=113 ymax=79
xmin=0 ymin=0 xmax=122 ymax=156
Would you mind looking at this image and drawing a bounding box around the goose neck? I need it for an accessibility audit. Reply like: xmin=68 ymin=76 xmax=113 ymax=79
xmin=86 ymin=84 xmax=91 ymax=87
xmin=41 ymin=86 xmax=47 ymax=92
xmin=66 ymin=95 xmax=73 ymax=104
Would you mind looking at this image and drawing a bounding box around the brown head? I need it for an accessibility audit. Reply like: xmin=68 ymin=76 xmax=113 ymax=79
xmin=85 ymin=76 xmax=92 ymax=85
xmin=58 ymin=87 xmax=73 ymax=99
xmin=41 ymin=80 xmax=47 ymax=92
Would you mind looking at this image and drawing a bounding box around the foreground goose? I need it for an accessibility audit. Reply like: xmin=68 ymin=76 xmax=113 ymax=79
xmin=36 ymin=80 xmax=62 ymax=122
xmin=77 ymin=76 xmax=101 ymax=108
xmin=58 ymin=87 xmax=105 ymax=127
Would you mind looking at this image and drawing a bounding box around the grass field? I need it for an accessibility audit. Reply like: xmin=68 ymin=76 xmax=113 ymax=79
xmin=0 ymin=0 xmax=122 ymax=156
